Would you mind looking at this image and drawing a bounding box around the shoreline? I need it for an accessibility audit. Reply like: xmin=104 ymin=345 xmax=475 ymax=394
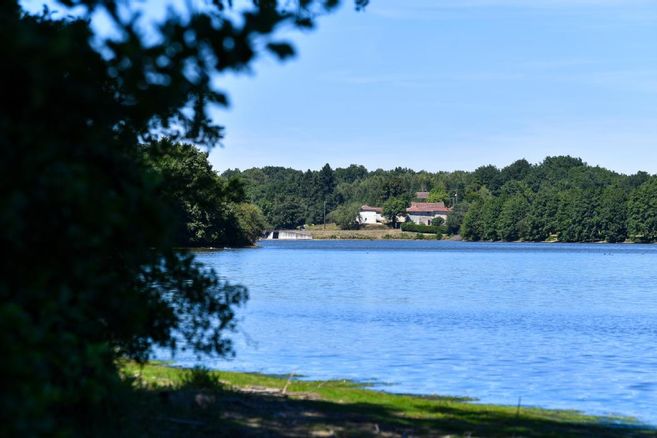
xmin=260 ymin=229 xmax=652 ymax=244
xmin=122 ymin=362 xmax=654 ymax=436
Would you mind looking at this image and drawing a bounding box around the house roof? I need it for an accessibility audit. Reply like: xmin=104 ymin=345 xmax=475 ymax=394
xmin=360 ymin=205 xmax=383 ymax=213
xmin=406 ymin=202 xmax=451 ymax=213
xmin=416 ymin=191 xmax=429 ymax=199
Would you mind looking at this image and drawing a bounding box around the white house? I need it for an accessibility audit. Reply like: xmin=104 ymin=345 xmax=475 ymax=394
xmin=358 ymin=205 xmax=384 ymax=224
xmin=406 ymin=202 xmax=451 ymax=225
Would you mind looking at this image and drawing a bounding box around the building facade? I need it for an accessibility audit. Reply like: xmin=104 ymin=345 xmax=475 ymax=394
xmin=406 ymin=202 xmax=451 ymax=225
xmin=358 ymin=205 xmax=384 ymax=224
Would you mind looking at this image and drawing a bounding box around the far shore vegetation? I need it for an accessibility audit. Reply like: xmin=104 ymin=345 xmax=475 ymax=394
xmin=227 ymin=156 xmax=657 ymax=244
xmin=117 ymin=361 xmax=654 ymax=437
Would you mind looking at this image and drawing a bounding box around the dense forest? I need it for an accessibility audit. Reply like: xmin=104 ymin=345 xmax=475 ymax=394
xmin=225 ymin=156 xmax=657 ymax=242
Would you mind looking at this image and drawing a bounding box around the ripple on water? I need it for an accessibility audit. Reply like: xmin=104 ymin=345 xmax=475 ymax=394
xmin=160 ymin=241 xmax=657 ymax=425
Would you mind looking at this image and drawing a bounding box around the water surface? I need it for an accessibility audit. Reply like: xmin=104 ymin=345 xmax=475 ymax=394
xmin=170 ymin=240 xmax=657 ymax=424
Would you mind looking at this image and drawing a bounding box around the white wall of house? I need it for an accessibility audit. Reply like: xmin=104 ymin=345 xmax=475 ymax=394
xmin=408 ymin=213 xmax=448 ymax=225
xmin=358 ymin=211 xmax=383 ymax=224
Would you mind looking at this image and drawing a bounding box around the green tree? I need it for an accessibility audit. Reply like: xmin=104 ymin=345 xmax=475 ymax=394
xmin=497 ymin=195 xmax=530 ymax=241
xmin=599 ymin=185 xmax=628 ymax=243
xmin=382 ymin=175 xmax=409 ymax=200
xmin=383 ymin=197 xmax=409 ymax=228
xmin=143 ymin=138 xmax=252 ymax=246
xmin=319 ymin=163 xmax=337 ymax=196
xmin=480 ymin=198 xmax=502 ymax=240
xmin=628 ymin=171 xmax=650 ymax=189
xmin=500 ymin=159 xmax=532 ymax=183
xmin=628 ymin=178 xmax=657 ymax=242
xmin=427 ymin=185 xmax=449 ymax=203
xmin=268 ymin=197 xmax=307 ymax=229
xmin=335 ymin=164 xmax=368 ymax=183
xmin=465 ymin=185 xmax=492 ymax=204
xmin=524 ymin=187 xmax=559 ymax=241
xmin=473 ymin=164 xmax=502 ymax=193
xmin=461 ymin=202 xmax=483 ymax=240
xmin=528 ymin=156 xmax=584 ymax=189
xmin=328 ymin=202 xmax=362 ymax=230
xmin=233 ymin=203 xmax=269 ymax=243
xmin=1 ymin=1 xmax=365 ymax=434
xmin=556 ymin=189 xmax=602 ymax=242
xmin=446 ymin=201 xmax=469 ymax=235
xmin=431 ymin=216 xmax=445 ymax=226
xmin=494 ymin=181 xmax=532 ymax=241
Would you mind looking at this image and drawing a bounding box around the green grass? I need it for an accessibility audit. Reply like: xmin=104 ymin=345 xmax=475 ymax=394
xmin=118 ymin=362 xmax=655 ymax=437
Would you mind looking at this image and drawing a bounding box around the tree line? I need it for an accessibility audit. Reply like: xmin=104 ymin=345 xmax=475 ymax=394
xmin=226 ymin=156 xmax=657 ymax=242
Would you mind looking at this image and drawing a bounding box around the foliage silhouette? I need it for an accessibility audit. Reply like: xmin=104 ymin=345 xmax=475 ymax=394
xmin=1 ymin=0 xmax=366 ymax=434
xmin=143 ymin=138 xmax=266 ymax=247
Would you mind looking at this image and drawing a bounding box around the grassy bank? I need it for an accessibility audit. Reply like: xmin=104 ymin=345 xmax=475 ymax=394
xmin=304 ymin=224 xmax=443 ymax=240
xmin=119 ymin=362 xmax=653 ymax=437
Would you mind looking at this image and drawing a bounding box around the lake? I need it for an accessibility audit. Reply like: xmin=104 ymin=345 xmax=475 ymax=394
xmin=167 ymin=240 xmax=657 ymax=425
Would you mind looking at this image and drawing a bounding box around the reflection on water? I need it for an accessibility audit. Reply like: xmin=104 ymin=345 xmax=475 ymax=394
xmin=166 ymin=241 xmax=657 ymax=424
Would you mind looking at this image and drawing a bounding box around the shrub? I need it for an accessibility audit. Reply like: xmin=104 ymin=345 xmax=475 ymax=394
xmin=181 ymin=367 xmax=224 ymax=391
xmin=401 ymin=222 xmax=444 ymax=234
xmin=431 ymin=217 xmax=445 ymax=226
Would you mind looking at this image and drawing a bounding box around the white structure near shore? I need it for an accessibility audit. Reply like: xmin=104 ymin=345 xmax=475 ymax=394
xmin=358 ymin=205 xmax=384 ymax=224
xmin=265 ymin=230 xmax=312 ymax=240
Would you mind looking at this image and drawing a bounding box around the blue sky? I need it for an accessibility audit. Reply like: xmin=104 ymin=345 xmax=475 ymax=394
xmin=22 ymin=0 xmax=657 ymax=174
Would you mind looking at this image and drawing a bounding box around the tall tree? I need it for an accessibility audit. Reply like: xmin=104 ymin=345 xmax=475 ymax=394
xmin=599 ymin=185 xmax=628 ymax=243
xmin=556 ymin=189 xmax=602 ymax=242
xmin=383 ymin=197 xmax=409 ymax=228
xmin=628 ymin=178 xmax=657 ymax=242
xmin=500 ymin=159 xmax=532 ymax=184
xmin=143 ymin=138 xmax=263 ymax=247
xmin=480 ymin=198 xmax=502 ymax=241
xmin=473 ymin=164 xmax=502 ymax=193
xmin=497 ymin=195 xmax=530 ymax=241
xmin=447 ymin=201 xmax=469 ymax=235
xmin=427 ymin=184 xmax=449 ymax=203
xmin=524 ymin=187 xmax=559 ymax=241
xmin=335 ymin=164 xmax=368 ymax=183
xmin=319 ymin=163 xmax=337 ymax=196
xmin=461 ymin=202 xmax=484 ymax=241
xmin=1 ymin=1 xmax=366 ymax=434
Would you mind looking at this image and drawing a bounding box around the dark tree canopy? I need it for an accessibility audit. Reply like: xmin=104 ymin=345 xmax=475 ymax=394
xmin=1 ymin=0 xmax=366 ymax=435
xmin=142 ymin=138 xmax=266 ymax=247
xmin=628 ymin=178 xmax=657 ymax=242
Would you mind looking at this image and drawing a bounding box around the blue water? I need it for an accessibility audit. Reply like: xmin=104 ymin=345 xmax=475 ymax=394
xmin=168 ymin=240 xmax=657 ymax=424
